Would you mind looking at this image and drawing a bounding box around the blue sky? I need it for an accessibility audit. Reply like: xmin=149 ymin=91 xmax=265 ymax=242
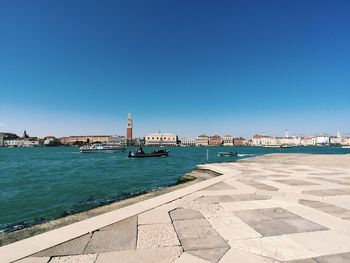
xmin=1 ymin=0 xmax=349 ymax=138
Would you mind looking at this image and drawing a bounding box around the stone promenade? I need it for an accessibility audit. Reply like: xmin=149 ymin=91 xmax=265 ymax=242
xmin=2 ymin=154 xmax=350 ymax=263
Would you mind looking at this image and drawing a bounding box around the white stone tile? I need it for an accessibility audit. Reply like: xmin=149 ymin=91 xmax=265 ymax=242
xmin=288 ymin=230 xmax=350 ymax=257
xmin=50 ymin=254 xmax=98 ymax=263
xmin=15 ymin=257 xmax=50 ymax=263
xmin=219 ymin=248 xmax=281 ymax=263
xmin=172 ymin=253 xmax=210 ymax=263
xmin=95 ymin=247 xmax=182 ymax=263
xmin=186 ymin=202 xmax=234 ymax=219
xmin=221 ymin=200 xmax=294 ymax=211
xmin=208 ymin=217 xmax=262 ymax=241
xmin=138 ymin=208 xmax=172 ymax=225
xmin=137 ymin=223 xmax=180 ymax=249
xmin=229 ymin=235 xmax=316 ymax=261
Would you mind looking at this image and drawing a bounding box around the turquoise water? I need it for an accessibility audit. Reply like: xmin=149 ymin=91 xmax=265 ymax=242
xmin=0 ymin=146 xmax=349 ymax=232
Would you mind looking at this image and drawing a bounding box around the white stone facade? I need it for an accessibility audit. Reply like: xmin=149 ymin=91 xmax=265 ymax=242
xmin=4 ymin=139 xmax=39 ymax=147
xmin=316 ymin=135 xmax=330 ymax=145
xmin=108 ymin=136 xmax=127 ymax=146
xmin=222 ymin=135 xmax=234 ymax=146
xmin=251 ymin=134 xmax=275 ymax=146
xmin=180 ymin=138 xmax=196 ymax=146
xmin=195 ymin=135 xmax=209 ymax=146
xmin=145 ymin=133 xmax=177 ymax=146
xmin=300 ymin=136 xmax=317 ymax=146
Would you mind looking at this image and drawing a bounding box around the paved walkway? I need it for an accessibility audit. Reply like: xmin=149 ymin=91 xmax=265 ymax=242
xmin=3 ymin=154 xmax=350 ymax=263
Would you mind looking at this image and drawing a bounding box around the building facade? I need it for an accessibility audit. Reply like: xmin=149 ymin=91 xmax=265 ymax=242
xmin=342 ymin=137 xmax=350 ymax=146
xmin=316 ymin=134 xmax=330 ymax=146
xmin=43 ymin=136 xmax=57 ymax=146
xmin=4 ymin=139 xmax=39 ymax=147
xmin=234 ymin=137 xmax=249 ymax=146
xmin=59 ymin=135 xmax=110 ymax=145
xmin=300 ymin=136 xmax=317 ymax=146
xmin=209 ymin=135 xmax=223 ymax=146
xmin=278 ymin=136 xmax=301 ymax=146
xmin=222 ymin=135 xmax=234 ymax=146
xmin=144 ymin=132 xmax=178 ymax=146
xmin=195 ymin=135 xmax=209 ymax=146
xmin=107 ymin=136 xmax=127 ymax=146
xmin=180 ymin=138 xmax=196 ymax=146
xmin=251 ymin=134 xmax=274 ymax=146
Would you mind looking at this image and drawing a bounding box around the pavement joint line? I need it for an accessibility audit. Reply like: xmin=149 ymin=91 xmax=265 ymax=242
xmin=0 ymin=165 xmax=241 ymax=263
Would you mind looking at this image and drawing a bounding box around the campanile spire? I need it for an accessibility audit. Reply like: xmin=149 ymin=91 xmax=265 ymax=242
xmin=127 ymin=113 xmax=133 ymax=141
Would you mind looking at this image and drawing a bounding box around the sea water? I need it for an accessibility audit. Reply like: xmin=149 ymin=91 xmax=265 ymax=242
xmin=0 ymin=146 xmax=348 ymax=232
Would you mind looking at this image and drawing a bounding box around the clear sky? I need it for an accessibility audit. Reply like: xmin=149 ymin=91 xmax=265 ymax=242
xmin=0 ymin=0 xmax=349 ymax=138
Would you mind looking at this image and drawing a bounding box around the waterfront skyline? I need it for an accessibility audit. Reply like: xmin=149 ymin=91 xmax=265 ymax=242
xmin=1 ymin=0 xmax=350 ymax=138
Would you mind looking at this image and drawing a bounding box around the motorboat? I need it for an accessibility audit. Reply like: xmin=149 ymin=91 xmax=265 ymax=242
xmin=280 ymin=144 xmax=292 ymax=148
xmin=218 ymin=151 xmax=238 ymax=157
xmin=342 ymin=146 xmax=350 ymax=149
xmin=80 ymin=143 xmax=126 ymax=153
xmin=128 ymin=148 xmax=169 ymax=158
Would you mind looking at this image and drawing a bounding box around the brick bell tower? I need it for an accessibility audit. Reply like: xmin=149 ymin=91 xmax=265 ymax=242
xmin=127 ymin=113 xmax=133 ymax=144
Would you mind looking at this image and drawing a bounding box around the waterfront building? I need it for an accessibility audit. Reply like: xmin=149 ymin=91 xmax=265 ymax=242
xmin=107 ymin=136 xmax=127 ymax=146
xmin=251 ymin=134 xmax=275 ymax=146
xmin=330 ymin=131 xmax=342 ymax=146
xmin=0 ymin=132 xmax=19 ymax=140
xmin=316 ymin=134 xmax=330 ymax=146
xmin=279 ymin=136 xmax=301 ymax=146
xmin=209 ymin=135 xmax=223 ymax=146
xmin=59 ymin=135 xmax=111 ymax=145
xmin=4 ymin=139 xmax=39 ymax=147
xmin=144 ymin=132 xmax=178 ymax=146
xmin=180 ymin=138 xmax=196 ymax=146
xmin=342 ymin=137 xmax=350 ymax=146
xmin=127 ymin=113 xmax=133 ymax=143
xmin=0 ymin=134 xmax=4 ymax=147
xmin=222 ymin=135 xmax=234 ymax=146
xmin=234 ymin=137 xmax=249 ymax=146
xmin=300 ymin=136 xmax=317 ymax=146
xmin=330 ymin=136 xmax=342 ymax=146
xmin=195 ymin=135 xmax=209 ymax=146
xmin=43 ymin=136 xmax=57 ymax=146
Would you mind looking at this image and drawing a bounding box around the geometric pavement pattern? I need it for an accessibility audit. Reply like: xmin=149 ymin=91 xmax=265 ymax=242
xmin=15 ymin=159 xmax=350 ymax=263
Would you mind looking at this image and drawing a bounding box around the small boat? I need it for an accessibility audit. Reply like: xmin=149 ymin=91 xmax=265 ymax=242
xmin=342 ymin=146 xmax=350 ymax=149
xmin=128 ymin=148 xmax=169 ymax=158
xmin=280 ymin=144 xmax=292 ymax=148
xmin=80 ymin=143 xmax=126 ymax=153
xmin=262 ymin=145 xmax=280 ymax=148
xmin=218 ymin=151 xmax=238 ymax=157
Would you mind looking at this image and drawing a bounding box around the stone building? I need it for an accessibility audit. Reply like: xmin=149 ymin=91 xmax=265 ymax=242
xmin=195 ymin=135 xmax=209 ymax=146
xmin=233 ymin=137 xmax=248 ymax=146
xmin=300 ymin=136 xmax=317 ymax=146
xmin=180 ymin=138 xmax=196 ymax=146
xmin=107 ymin=136 xmax=127 ymax=146
xmin=209 ymin=135 xmax=223 ymax=146
xmin=59 ymin=135 xmax=110 ymax=145
xmin=251 ymin=134 xmax=274 ymax=146
xmin=144 ymin=132 xmax=178 ymax=146
xmin=222 ymin=135 xmax=234 ymax=146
